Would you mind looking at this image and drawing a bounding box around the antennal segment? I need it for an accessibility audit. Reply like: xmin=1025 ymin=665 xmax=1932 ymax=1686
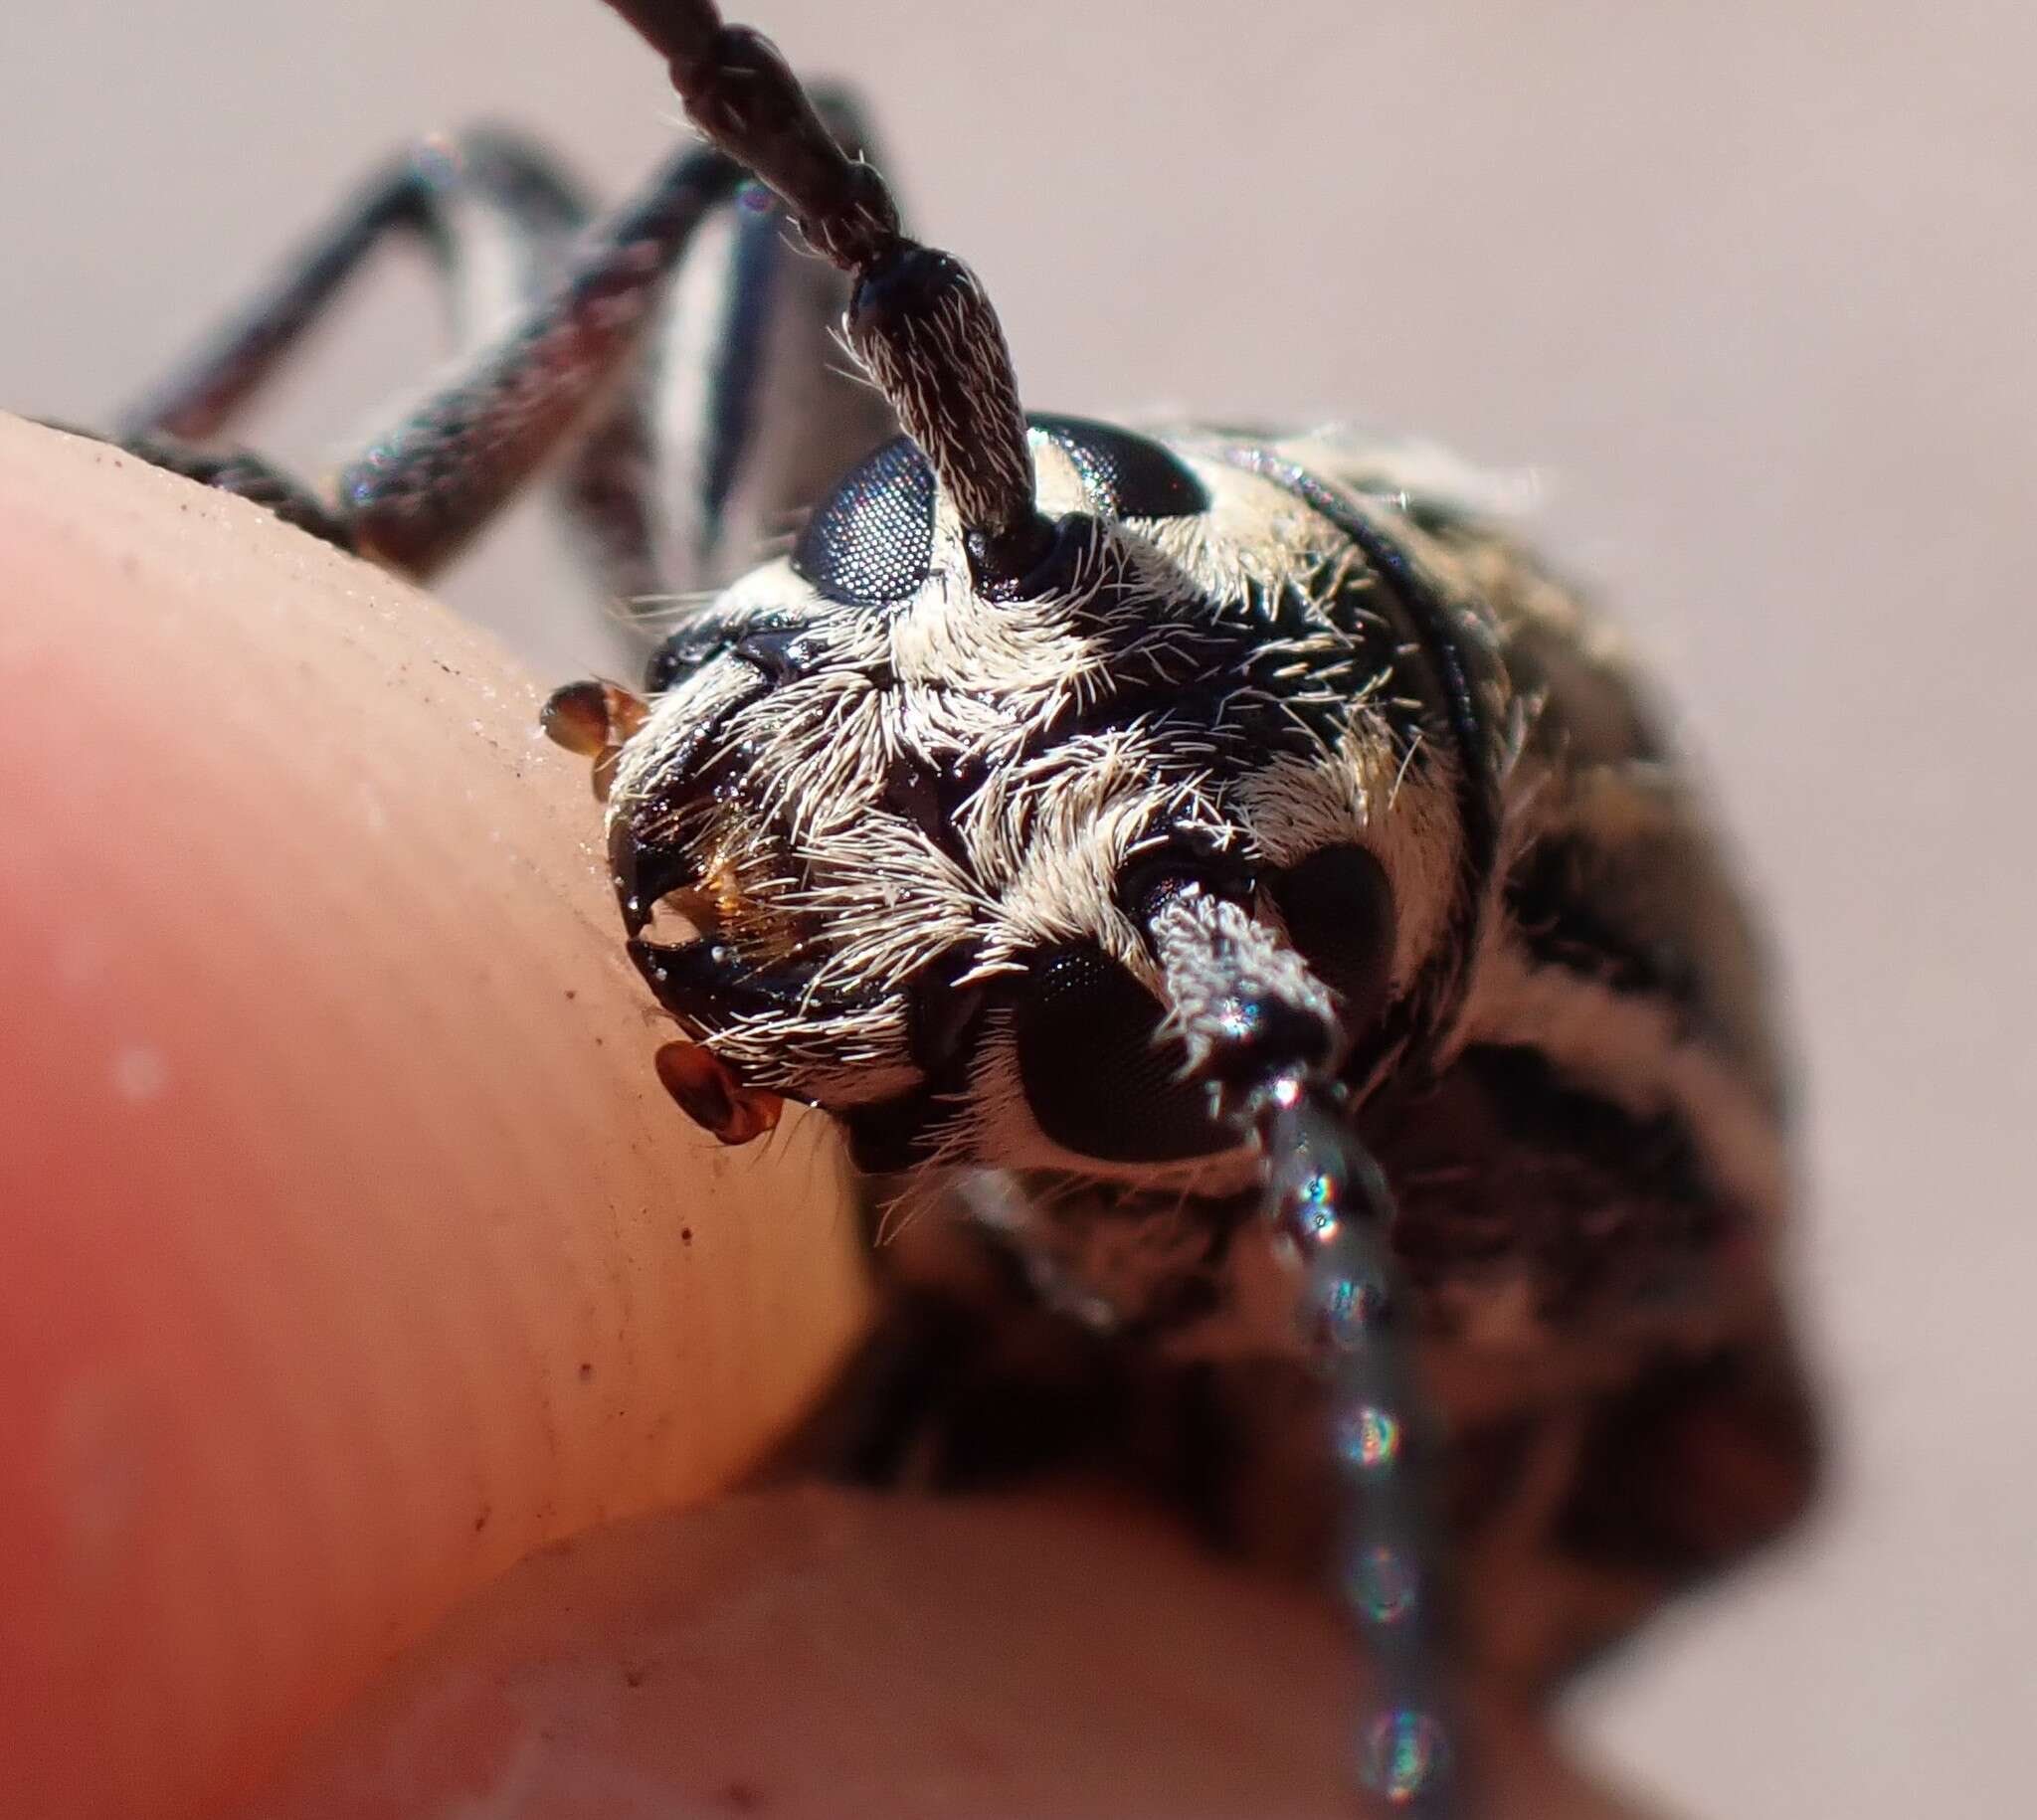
xmin=599 ymin=0 xmax=1052 ymax=584
xmin=1144 ymin=880 xmax=1465 ymax=1817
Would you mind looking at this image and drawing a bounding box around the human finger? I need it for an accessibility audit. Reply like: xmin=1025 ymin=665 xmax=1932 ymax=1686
xmin=0 ymin=415 xmax=870 ymax=1820
xmin=254 ymin=1485 xmax=1664 ymax=1819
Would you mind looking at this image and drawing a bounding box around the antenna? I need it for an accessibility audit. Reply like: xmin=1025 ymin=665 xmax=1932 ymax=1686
xmin=600 ymin=1 xmax=1055 ymax=586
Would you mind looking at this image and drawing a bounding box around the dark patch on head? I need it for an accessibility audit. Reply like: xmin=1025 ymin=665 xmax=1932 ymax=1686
xmin=729 ymin=625 xmax=833 ymax=682
xmin=903 ymin=947 xmax=989 ymax=1082
xmin=629 ymin=938 xmax=826 ymax=1030
xmin=1034 ymin=414 xmax=1209 ymax=519
xmin=1266 ymin=844 xmax=1397 ymax=1031
xmin=792 ymin=434 xmax=936 ymax=603
xmin=610 ymin=820 xmax=692 ymax=937
xmin=1014 ymin=944 xmax=1230 ymax=1163
xmin=646 ymin=609 xmax=831 ymax=695
xmin=836 ymin=945 xmax=990 ymax=1175
xmin=973 ymin=508 xmax=1101 ymax=603
xmin=840 ymin=1086 xmax=943 ymax=1174
xmin=882 ymin=752 xmax=975 ymax=866
xmin=646 ymin=618 xmax=739 ymax=693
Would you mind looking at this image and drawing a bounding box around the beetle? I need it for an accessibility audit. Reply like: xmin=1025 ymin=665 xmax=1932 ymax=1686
xmin=62 ymin=1 xmax=1820 ymax=1808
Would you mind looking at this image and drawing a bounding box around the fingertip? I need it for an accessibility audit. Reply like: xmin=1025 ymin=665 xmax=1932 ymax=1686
xmin=255 ymin=1487 xmax=1664 ymax=1820
xmin=0 ymin=417 xmax=869 ymax=1818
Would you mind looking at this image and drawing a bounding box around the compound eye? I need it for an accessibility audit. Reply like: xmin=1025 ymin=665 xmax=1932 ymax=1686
xmin=1034 ymin=416 xmax=1209 ymax=519
xmin=1013 ymin=944 xmax=1230 ymax=1163
xmin=792 ymin=435 xmax=937 ymax=604
xmin=1265 ymin=844 xmax=1397 ymax=1030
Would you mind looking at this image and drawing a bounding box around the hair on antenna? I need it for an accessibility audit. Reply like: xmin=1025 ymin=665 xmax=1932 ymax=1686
xmin=600 ymin=0 xmax=1054 ymax=585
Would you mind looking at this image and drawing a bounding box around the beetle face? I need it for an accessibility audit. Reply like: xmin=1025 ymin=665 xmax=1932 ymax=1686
xmin=609 ymin=420 xmax=1457 ymax=1179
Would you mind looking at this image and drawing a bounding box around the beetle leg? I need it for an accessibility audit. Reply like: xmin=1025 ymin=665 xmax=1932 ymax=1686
xmin=757 ymin=1208 xmax=1132 ymax=1492
xmin=109 ymin=101 xmax=891 ymax=615
xmin=109 ymin=124 xmax=683 ymax=593
xmin=116 ymin=129 xmax=592 ymax=448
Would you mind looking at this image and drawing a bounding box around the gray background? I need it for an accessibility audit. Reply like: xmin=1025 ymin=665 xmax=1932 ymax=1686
xmin=5 ymin=3 xmax=2031 ymax=1813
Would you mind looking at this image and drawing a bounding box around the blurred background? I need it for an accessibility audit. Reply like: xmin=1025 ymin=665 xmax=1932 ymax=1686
xmin=4 ymin=2 xmax=2030 ymax=1813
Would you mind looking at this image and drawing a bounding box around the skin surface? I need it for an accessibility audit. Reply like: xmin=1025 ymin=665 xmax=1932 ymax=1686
xmin=0 ymin=415 xmax=1655 ymax=1818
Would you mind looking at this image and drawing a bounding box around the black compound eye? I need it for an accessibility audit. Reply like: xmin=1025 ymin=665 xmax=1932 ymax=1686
xmin=1265 ymin=844 xmax=1397 ymax=1030
xmin=792 ymin=435 xmax=937 ymax=604
xmin=1014 ymin=944 xmax=1230 ymax=1163
xmin=1034 ymin=415 xmax=1209 ymax=520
